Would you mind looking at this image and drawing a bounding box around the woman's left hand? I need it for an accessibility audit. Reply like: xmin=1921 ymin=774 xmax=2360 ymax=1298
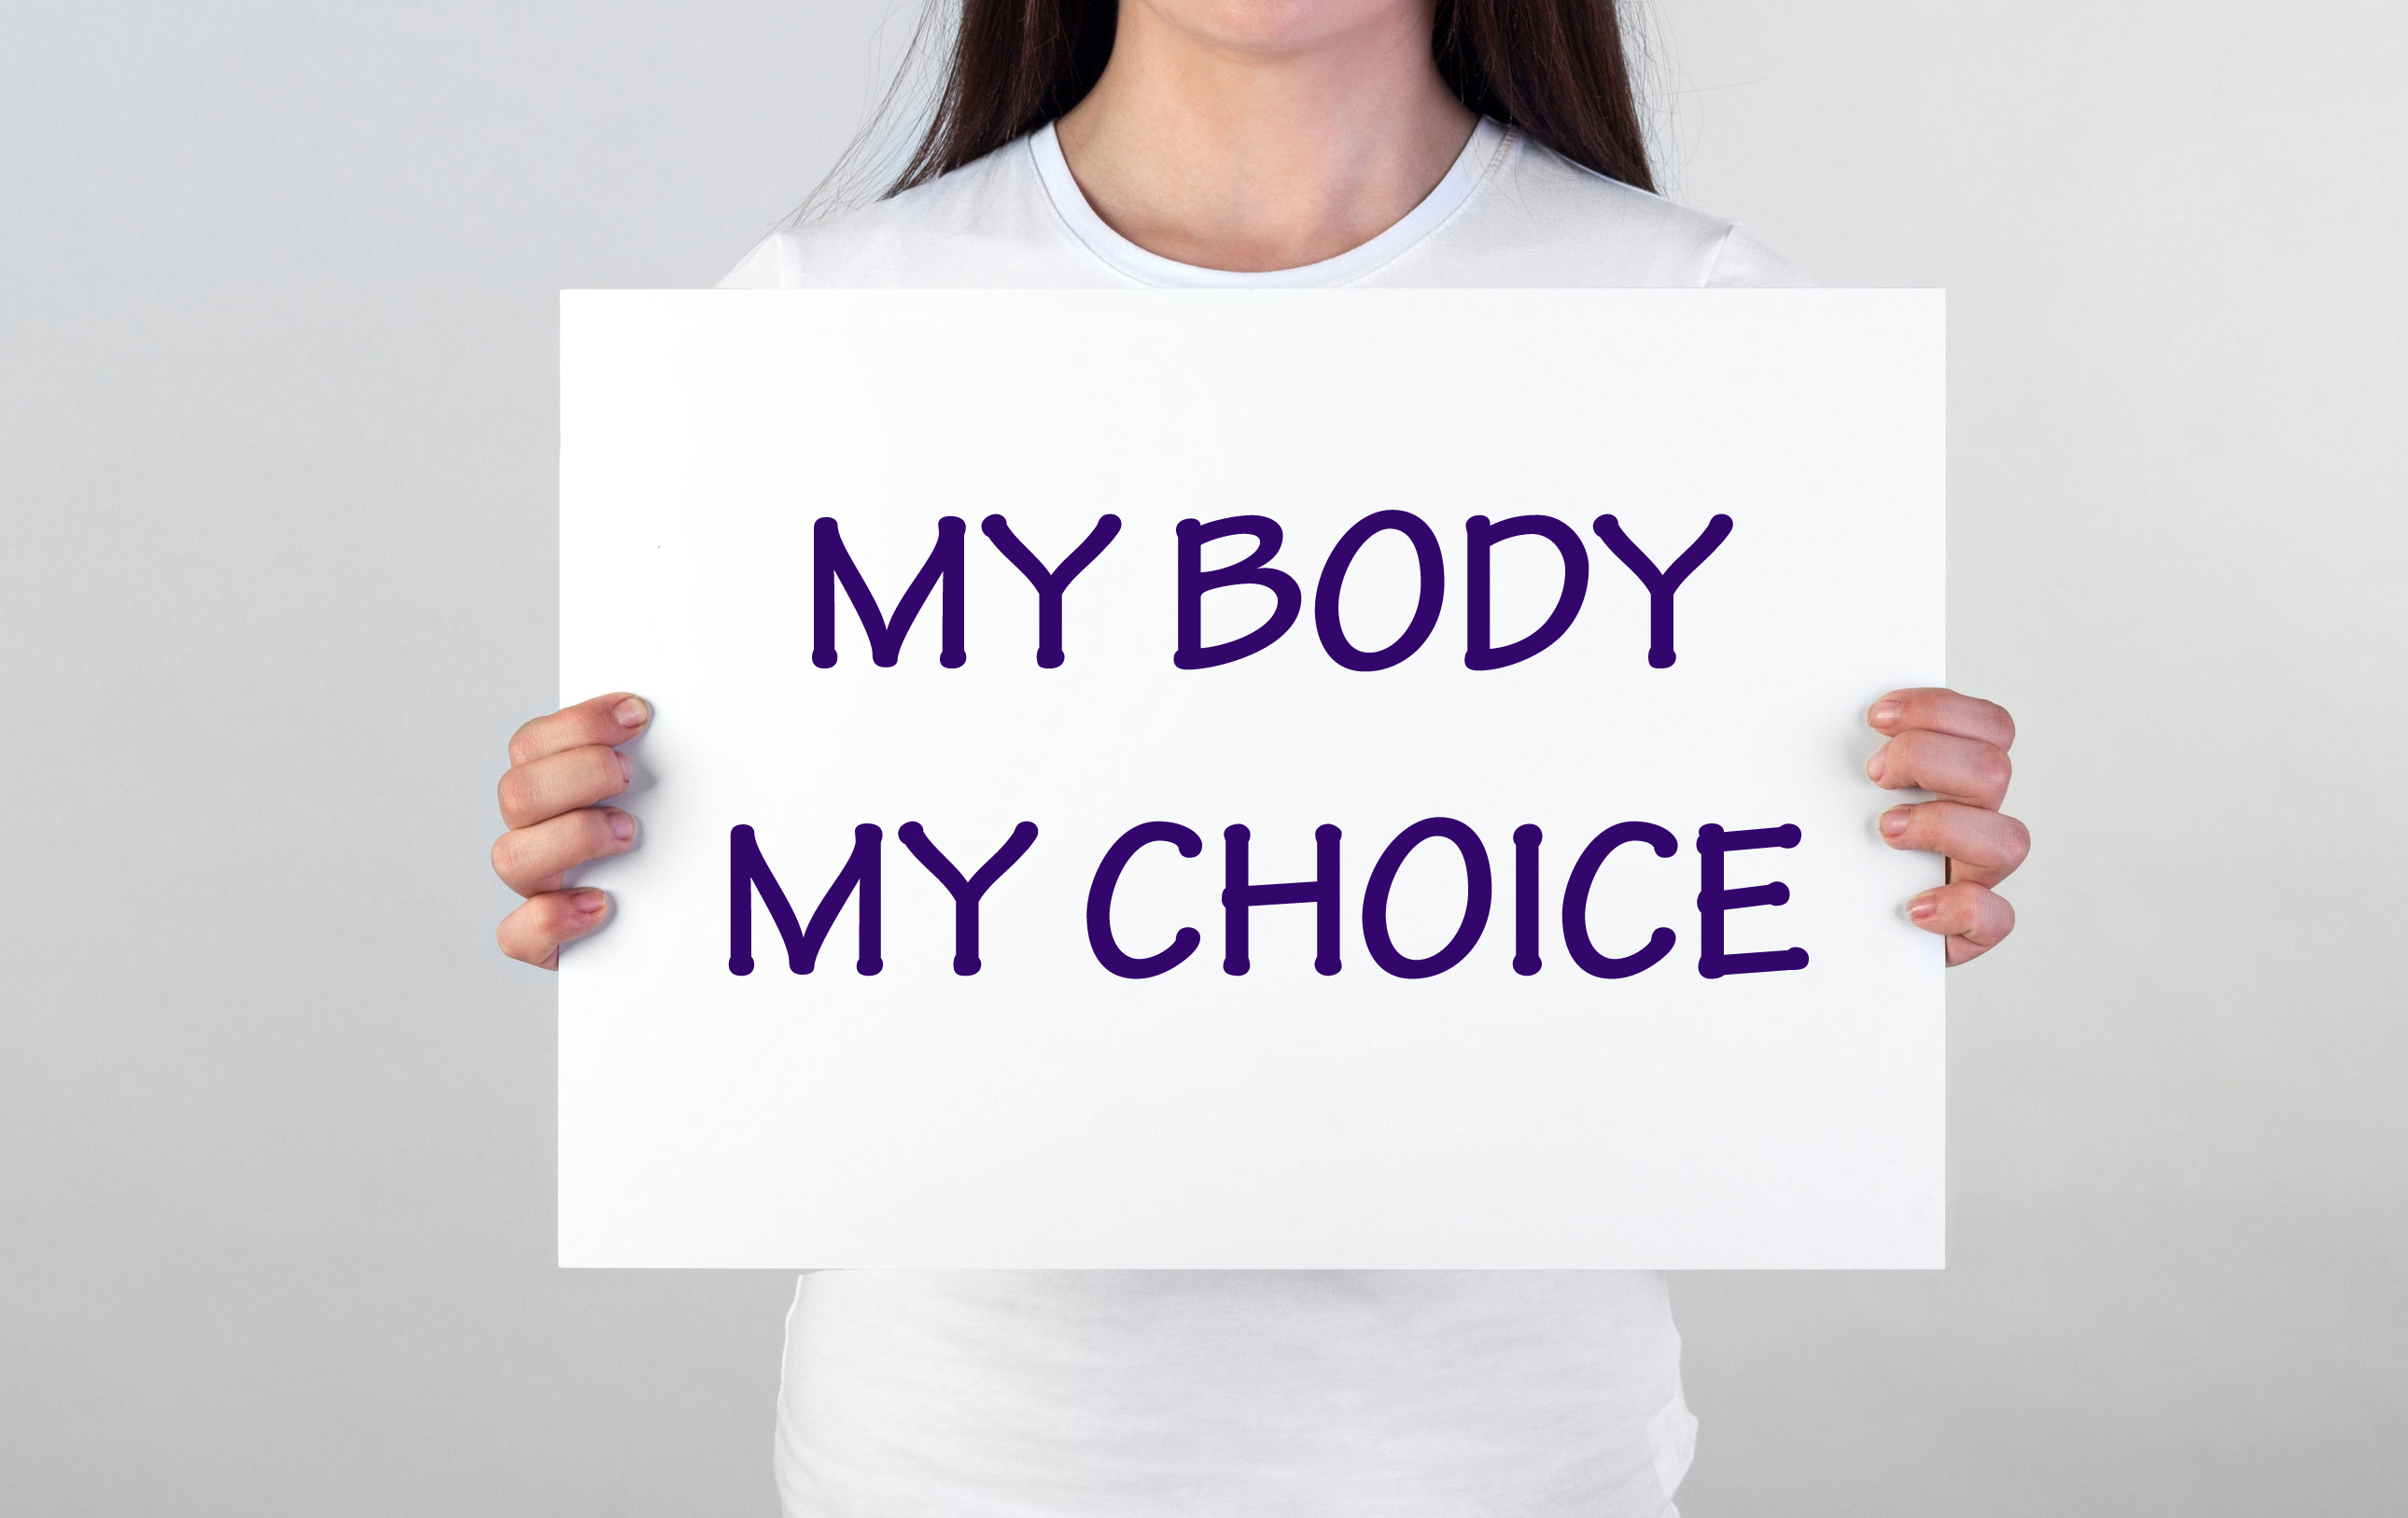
xmin=1866 ymin=688 xmax=2026 ymax=965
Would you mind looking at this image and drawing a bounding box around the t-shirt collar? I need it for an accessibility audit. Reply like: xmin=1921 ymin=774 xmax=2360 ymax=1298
xmin=1030 ymin=117 xmax=1507 ymax=288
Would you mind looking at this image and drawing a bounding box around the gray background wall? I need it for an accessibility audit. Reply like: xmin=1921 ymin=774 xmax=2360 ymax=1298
xmin=3 ymin=0 xmax=2401 ymax=1511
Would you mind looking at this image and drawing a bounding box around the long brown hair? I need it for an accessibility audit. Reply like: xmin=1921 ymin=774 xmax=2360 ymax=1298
xmin=887 ymin=0 xmax=1655 ymax=196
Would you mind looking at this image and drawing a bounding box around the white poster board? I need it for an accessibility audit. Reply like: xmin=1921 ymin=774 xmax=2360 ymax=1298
xmin=559 ymin=289 xmax=1945 ymax=1269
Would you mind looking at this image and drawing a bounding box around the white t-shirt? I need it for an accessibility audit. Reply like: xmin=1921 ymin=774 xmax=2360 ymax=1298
xmin=725 ymin=117 xmax=1805 ymax=292
xmin=722 ymin=118 xmax=1809 ymax=1518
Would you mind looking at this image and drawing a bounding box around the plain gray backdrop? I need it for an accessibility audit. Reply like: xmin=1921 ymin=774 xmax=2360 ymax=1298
xmin=5 ymin=1 xmax=2402 ymax=1511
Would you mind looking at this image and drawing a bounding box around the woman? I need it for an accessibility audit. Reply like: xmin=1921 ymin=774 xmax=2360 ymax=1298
xmin=492 ymin=0 xmax=2026 ymax=1508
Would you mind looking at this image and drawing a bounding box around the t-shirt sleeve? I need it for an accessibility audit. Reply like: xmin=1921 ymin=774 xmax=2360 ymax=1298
xmin=1703 ymin=226 xmax=1817 ymax=288
xmin=717 ymin=232 xmax=796 ymax=288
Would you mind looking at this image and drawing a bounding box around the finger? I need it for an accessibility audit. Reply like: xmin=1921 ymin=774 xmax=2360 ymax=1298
xmin=1878 ymin=802 xmax=2030 ymax=887
xmin=497 ymin=744 xmax=632 ymax=830
xmin=1867 ymin=728 xmax=2011 ymax=808
xmin=1867 ymin=688 xmax=2015 ymax=751
xmin=492 ymin=808 xmax=637 ymax=896
xmin=509 ymin=693 xmax=651 ymax=768
xmin=1906 ymin=881 xmax=2015 ymax=965
xmin=497 ymin=889 xmax=610 ymax=970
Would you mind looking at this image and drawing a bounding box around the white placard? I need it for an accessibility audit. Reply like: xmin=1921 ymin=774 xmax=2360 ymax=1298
xmin=559 ymin=289 xmax=1945 ymax=1269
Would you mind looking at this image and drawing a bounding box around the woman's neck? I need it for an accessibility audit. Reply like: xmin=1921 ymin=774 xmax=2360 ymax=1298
xmin=1052 ymin=0 xmax=1477 ymax=273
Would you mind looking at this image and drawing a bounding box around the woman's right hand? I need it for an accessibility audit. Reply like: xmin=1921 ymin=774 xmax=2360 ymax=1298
xmin=492 ymin=692 xmax=650 ymax=969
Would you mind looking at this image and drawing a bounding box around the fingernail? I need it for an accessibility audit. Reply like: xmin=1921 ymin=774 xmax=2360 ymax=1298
xmin=607 ymin=810 xmax=635 ymax=843
xmin=614 ymin=696 xmax=650 ymax=729
xmin=1908 ymin=892 xmax=1939 ymax=921
xmin=617 ymin=751 xmax=633 ymax=786
xmin=1869 ymin=699 xmax=1902 ymax=729
xmin=571 ymin=890 xmax=608 ymax=915
xmin=1866 ymin=749 xmax=1887 ymax=783
xmin=1880 ymin=807 xmax=1911 ymax=839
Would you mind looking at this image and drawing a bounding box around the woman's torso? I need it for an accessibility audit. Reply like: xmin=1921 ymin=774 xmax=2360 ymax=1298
xmin=727 ymin=120 xmax=1806 ymax=1517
